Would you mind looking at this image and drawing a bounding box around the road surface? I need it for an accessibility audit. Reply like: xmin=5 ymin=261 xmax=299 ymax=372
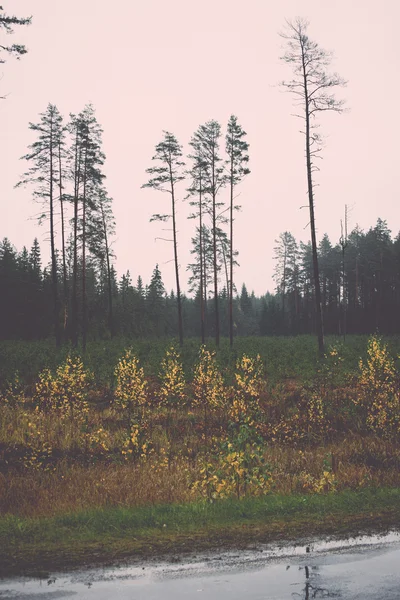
xmin=1 ymin=531 xmax=400 ymax=599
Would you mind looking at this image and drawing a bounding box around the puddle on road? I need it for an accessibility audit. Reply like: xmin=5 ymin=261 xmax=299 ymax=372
xmin=1 ymin=530 xmax=400 ymax=599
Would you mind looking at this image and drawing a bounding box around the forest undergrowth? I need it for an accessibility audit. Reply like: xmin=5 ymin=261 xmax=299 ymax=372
xmin=1 ymin=335 xmax=400 ymax=519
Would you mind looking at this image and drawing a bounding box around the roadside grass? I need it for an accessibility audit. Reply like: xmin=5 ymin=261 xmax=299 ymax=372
xmin=4 ymin=486 xmax=400 ymax=542
xmin=2 ymin=487 xmax=400 ymax=575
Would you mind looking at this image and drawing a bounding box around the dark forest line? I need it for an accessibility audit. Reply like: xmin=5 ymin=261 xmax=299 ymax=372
xmin=1 ymin=216 xmax=399 ymax=341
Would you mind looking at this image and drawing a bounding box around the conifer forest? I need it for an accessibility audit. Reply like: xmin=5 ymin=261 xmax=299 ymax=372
xmin=3 ymin=216 xmax=400 ymax=342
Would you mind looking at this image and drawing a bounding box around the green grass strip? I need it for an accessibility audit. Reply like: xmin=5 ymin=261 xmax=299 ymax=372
xmin=2 ymin=487 xmax=400 ymax=547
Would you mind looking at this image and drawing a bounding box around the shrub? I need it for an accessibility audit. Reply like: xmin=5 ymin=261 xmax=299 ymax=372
xmin=158 ymin=346 xmax=186 ymax=408
xmin=356 ymin=336 xmax=400 ymax=435
xmin=114 ymin=350 xmax=148 ymax=415
xmin=34 ymin=355 xmax=91 ymax=422
xmin=230 ymin=354 xmax=265 ymax=426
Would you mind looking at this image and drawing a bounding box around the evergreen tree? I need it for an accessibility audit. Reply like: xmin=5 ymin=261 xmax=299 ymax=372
xmin=29 ymin=238 xmax=42 ymax=276
xmin=142 ymin=132 xmax=185 ymax=345
xmin=135 ymin=276 xmax=146 ymax=336
xmin=0 ymin=5 xmax=31 ymax=91
xmin=273 ymin=232 xmax=299 ymax=333
xmin=0 ymin=238 xmax=18 ymax=338
xmin=240 ymin=284 xmax=252 ymax=316
xmin=87 ymin=189 xmax=116 ymax=337
xmin=318 ymin=234 xmax=340 ymax=334
xmin=17 ymin=104 xmax=65 ymax=345
xmin=56 ymin=118 xmax=69 ymax=335
xmin=68 ymin=105 xmax=106 ymax=349
xmin=187 ymin=135 xmax=209 ymax=343
xmin=190 ymin=120 xmax=226 ymax=347
xmin=147 ymin=265 xmax=166 ymax=337
xmin=225 ymin=115 xmax=250 ymax=346
xmin=280 ymin=18 xmax=346 ymax=355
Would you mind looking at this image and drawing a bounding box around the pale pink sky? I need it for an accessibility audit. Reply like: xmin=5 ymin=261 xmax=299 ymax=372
xmin=1 ymin=0 xmax=399 ymax=295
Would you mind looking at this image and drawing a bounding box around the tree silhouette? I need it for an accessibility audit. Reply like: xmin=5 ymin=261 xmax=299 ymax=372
xmin=280 ymin=18 xmax=346 ymax=355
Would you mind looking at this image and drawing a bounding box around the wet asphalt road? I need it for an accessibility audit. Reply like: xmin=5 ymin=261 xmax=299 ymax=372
xmin=1 ymin=532 xmax=400 ymax=599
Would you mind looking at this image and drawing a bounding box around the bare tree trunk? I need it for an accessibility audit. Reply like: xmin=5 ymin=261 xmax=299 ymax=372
xmin=301 ymin=44 xmax=324 ymax=356
xmin=72 ymin=129 xmax=81 ymax=347
xmin=199 ymin=175 xmax=205 ymax=344
xmin=355 ymin=255 xmax=359 ymax=309
xmin=212 ymin=156 xmax=220 ymax=347
xmin=49 ymin=116 xmax=60 ymax=347
xmin=81 ymin=141 xmax=88 ymax=353
xmin=342 ymin=245 xmax=346 ymax=340
xmin=282 ymin=247 xmax=287 ymax=333
xmin=340 ymin=205 xmax=348 ymax=340
xmin=338 ymin=267 xmax=342 ymax=336
xmin=169 ymin=156 xmax=183 ymax=346
xmin=218 ymin=233 xmax=229 ymax=298
xmin=229 ymin=148 xmax=234 ymax=347
xmin=100 ymin=201 xmax=113 ymax=338
xmin=203 ymin=234 xmax=208 ymax=339
xmin=58 ymin=139 xmax=68 ymax=337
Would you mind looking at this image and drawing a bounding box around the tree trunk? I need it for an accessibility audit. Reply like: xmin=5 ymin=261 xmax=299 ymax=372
xmin=203 ymin=233 xmax=208 ymax=338
xmin=282 ymin=247 xmax=287 ymax=334
xmin=342 ymin=245 xmax=347 ymax=340
xmin=355 ymin=255 xmax=359 ymax=309
xmin=338 ymin=267 xmax=342 ymax=336
xmin=229 ymin=148 xmax=234 ymax=347
xmin=100 ymin=201 xmax=113 ymax=338
xmin=49 ymin=115 xmax=60 ymax=347
xmin=58 ymin=139 xmax=68 ymax=337
xmin=218 ymin=232 xmax=229 ymax=296
xmin=169 ymin=155 xmax=183 ymax=346
xmin=81 ymin=140 xmax=88 ymax=353
xmin=212 ymin=155 xmax=220 ymax=347
xmin=72 ymin=128 xmax=81 ymax=347
xmin=301 ymin=44 xmax=324 ymax=356
xmin=199 ymin=174 xmax=205 ymax=344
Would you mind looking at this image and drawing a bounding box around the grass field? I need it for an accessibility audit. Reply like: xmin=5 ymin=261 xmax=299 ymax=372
xmin=1 ymin=334 xmax=400 ymax=573
xmin=2 ymin=334 xmax=400 ymax=386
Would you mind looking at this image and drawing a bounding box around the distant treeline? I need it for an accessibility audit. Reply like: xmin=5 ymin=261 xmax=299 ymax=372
xmin=1 ymin=217 xmax=399 ymax=341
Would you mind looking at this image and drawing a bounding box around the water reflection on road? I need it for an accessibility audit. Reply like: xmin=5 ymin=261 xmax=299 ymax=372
xmin=1 ymin=531 xmax=400 ymax=599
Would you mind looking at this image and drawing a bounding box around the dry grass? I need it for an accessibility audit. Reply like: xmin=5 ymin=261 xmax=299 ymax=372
xmin=2 ymin=369 xmax=400 ymax=519
xmin=2 ymin=431 xmax=400 ymax=518
xmin=0 ymin=459 xmax=194 ymax=517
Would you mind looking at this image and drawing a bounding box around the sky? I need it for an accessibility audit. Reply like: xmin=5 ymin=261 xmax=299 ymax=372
xmin=1 ymin=0 xmax=399 ymax=296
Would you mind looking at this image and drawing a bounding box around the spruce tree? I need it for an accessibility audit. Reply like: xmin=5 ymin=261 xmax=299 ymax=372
xmin=29 ymin=238 xmax=42 ymax=276
xmin=0 ymin=238 xmax=18 ymax=337
xmin=147 ymin=264 xmax=166 ymax=337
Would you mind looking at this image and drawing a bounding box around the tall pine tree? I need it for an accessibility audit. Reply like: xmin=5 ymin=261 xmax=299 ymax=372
xmin=142 ymin=131 xmax=185 ymax=345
